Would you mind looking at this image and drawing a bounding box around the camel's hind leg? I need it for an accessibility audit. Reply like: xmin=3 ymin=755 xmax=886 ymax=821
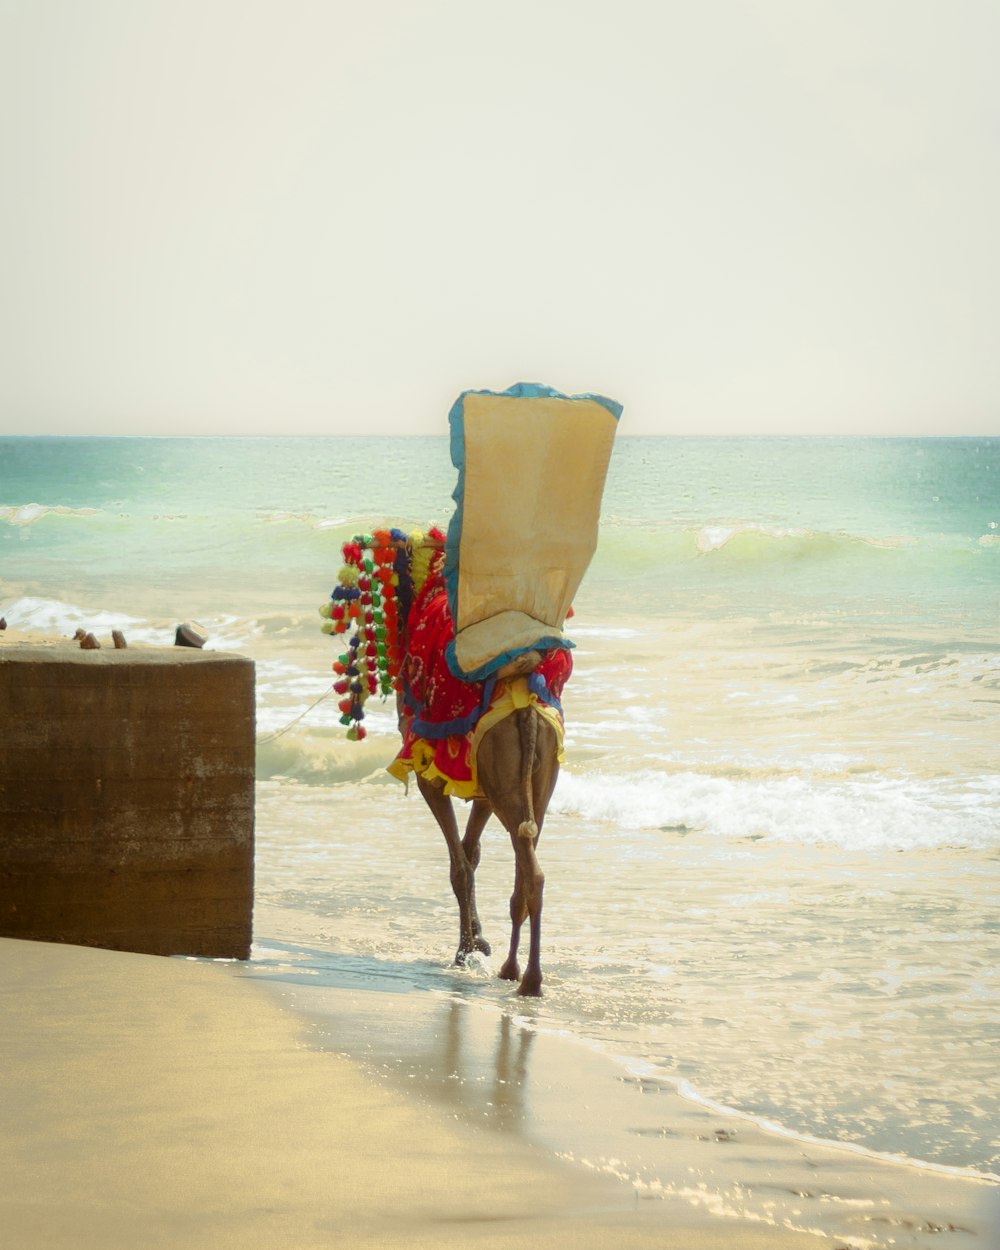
xmin=477 ymin=708 xmax=559 ymax=997
xmin=506 ymin=818 xmax=546 ymax=995
xmin=417 ymin=776 xmax=491 ymax=962
xmin=497 ymin=830 xmax=545 ymax=993
xmin=499 ymin=860 xmax=527 ymax=984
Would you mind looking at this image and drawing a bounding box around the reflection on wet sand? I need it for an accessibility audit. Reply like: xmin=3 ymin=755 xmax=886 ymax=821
xmin=384 ymin=998 xmax=538 ymax=1131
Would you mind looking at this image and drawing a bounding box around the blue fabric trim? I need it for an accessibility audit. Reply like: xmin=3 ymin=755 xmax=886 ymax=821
xmin=401 ymin=682 xmax=422 ymax=717
xmin=456 ymin=381 xmax=623 ymax=423
xmin=443 ymin=381 xmax=620 ymax=680
xmin=445 ymin=634 xmax=573 ymax=684
xmin=402 ymin=666 xmax=562 ymax=743
xmin=528 ymin=670 xmax=564 ymax=718
xmin=406 ymin=675 xmax=497 ymax=741
xmin=443 ymin=387 xmax=467 ymax=637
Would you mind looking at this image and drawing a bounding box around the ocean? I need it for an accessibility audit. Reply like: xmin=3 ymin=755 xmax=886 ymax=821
xmin=2 ymin=433 xmax=998 ymax=1247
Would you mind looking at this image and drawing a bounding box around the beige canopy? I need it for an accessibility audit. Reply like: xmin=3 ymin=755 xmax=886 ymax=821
xmin=444 ymin=383 xmax=621 ymax=680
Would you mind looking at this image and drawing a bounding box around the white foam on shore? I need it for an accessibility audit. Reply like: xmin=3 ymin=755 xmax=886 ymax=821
xmin=0 ymin=503 xmax=98 ymax=525
xmin=1 ymin=596 xmax=263 ymax=652
xmin=550 ymin=767 xmax=1000 ymax=853
xmin=2 ymin=595 xmax=163 ymax=643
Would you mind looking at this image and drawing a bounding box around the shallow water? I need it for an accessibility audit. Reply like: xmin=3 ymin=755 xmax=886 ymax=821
xmin=3 ymin=432 xmax=998 ymax=1243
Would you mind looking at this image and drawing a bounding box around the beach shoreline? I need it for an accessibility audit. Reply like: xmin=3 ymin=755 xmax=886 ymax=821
xmin=1 ymin=935 xmax=842 ymax=1250
xmin=239 ymin=900 xmax=1000 ymax=1250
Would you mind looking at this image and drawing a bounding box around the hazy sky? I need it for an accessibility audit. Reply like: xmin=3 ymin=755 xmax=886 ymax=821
xmin=1 ymin=1 xmax=997 ymax=436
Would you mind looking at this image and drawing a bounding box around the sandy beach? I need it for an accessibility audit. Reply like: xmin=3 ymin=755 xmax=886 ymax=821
xmin=0 ymin=936 xmax=840 ymax=1250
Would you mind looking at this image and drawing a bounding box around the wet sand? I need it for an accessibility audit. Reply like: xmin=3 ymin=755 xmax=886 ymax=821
xmin=0 ymin=936 xmax=834 ymax=1249
xmin=241 ymin=901 xmax=1000 ymax=1250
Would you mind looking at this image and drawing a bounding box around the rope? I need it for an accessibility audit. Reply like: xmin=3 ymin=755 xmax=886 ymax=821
xmin=255 ymin=686 xmax=336 ymax=745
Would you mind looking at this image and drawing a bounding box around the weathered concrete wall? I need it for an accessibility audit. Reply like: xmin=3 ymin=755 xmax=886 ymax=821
xmin=0 ymin=646 xmax=255 ymax=958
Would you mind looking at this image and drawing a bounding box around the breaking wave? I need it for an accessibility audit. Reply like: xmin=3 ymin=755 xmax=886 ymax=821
xmin=551 ymin=767 xmax=1000 ymax=853
xmin=255 ymin=729 xmax=396 ymax=786
xmin=595 ymin=517 xmax=999 ymax=569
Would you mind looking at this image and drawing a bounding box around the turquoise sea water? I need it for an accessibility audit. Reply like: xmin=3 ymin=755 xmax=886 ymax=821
xmin=2 ymin=434 xmax=998 ymax=1246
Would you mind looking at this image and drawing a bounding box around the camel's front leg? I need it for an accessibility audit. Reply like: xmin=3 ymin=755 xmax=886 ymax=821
xmin=462 ymin=799 xmax=492 ymax=956
xmin=417 ymin=777 xmax=490 ymax=963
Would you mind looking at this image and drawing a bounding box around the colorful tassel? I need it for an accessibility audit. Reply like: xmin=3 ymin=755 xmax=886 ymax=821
xmin=320 ymin=526 xmax=422 ymax=738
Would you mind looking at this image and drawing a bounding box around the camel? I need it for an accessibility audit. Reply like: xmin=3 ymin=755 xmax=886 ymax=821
xmin=325 ymin=388 xmax=618 ymax=995
xmin=325 ymin=532 xmax=568 ymax=998
xmin=413 ymin=650 xmax=560 ymax=998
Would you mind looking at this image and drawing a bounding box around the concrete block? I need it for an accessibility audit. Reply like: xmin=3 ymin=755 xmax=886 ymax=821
xmin=0 ymin=646 xmax=255 ymax=958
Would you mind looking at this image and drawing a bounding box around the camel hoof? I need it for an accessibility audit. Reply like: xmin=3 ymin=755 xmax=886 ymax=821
xmin=454 ymin=942 xmax=490 ymax=967
xmin=498 ymin=959 xmax=520 ymax=982
xmin=517 ymin=976 xmax=543 ymax=998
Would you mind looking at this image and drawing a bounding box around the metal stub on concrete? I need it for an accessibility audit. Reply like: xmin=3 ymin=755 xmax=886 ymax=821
xmin=0 ymin=645 xmax=256 ymax=959
xmin=112 ymin=630 xmax=127 ymax=649
xmin=175 ymin=621 xmax=208 ymax=648
xmin=79 ymin=632 xmax=101 ymax=649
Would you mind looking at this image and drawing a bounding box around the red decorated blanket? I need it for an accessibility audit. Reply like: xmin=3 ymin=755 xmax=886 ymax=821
xmin=388 ymin=561 xmax=572 ymax=799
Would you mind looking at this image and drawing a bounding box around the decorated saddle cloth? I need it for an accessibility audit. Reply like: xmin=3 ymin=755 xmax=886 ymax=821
xmin=387 ymin=562 xmax=573 ymax=799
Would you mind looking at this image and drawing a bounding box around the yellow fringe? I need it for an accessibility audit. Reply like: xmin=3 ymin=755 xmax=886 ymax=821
xmin=471 ymin=678 xmax=566 ymax=767
xmin=386 ymin=678 xmax=565 ymax=801
xmin=387 ymin=737 xmax=481 ymax=800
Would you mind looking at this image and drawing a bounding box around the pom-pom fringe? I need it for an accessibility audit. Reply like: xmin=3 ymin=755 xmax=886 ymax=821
xmin=318 ymin=525 xmax=445 ymax=739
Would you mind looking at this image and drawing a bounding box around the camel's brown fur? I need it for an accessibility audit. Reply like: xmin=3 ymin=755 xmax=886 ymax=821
xmin=416 ymin=703 xmax=560 ymax=997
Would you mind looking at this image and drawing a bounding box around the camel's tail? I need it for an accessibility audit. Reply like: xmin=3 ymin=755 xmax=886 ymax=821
xmin=516 ymin=706 xmax=539 ymax=841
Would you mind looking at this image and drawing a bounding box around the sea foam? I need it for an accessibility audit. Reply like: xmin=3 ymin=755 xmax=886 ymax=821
xmin=551 ymin=766 xmax=1000 ymax=853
